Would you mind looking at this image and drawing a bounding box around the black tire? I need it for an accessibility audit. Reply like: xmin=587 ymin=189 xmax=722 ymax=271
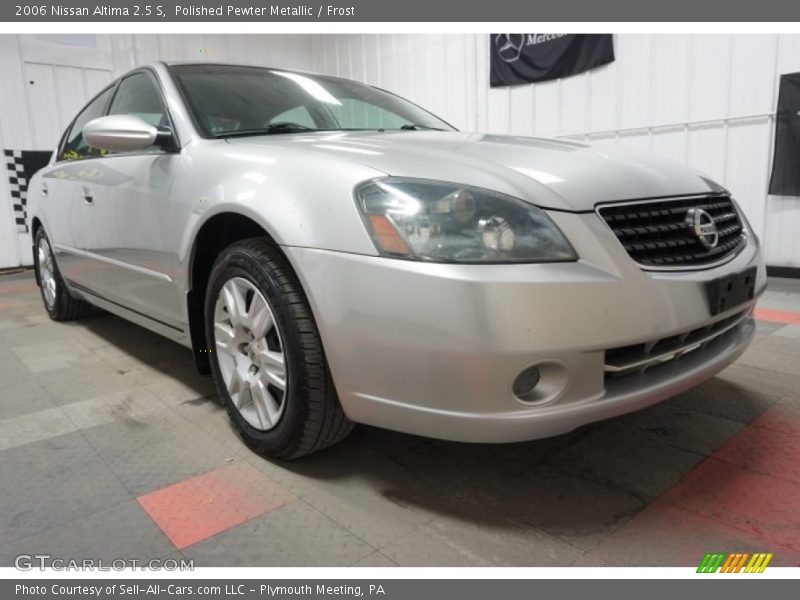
xmin=204 ymin=237 xmax=353 ymax=459
xmin=34 ymin=228 xmax=92 ymax=321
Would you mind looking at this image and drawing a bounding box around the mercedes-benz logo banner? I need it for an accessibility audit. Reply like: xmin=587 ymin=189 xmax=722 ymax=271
xmin=490 ymin=34 xmax=614 ymax=88
xmin=769 ymin=71 xmax=800 ymax=196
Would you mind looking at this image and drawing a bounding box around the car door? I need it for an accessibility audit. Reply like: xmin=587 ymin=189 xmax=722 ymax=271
xmin=77 ymin=70 xmax=183 ymax=327
xmin=43 ymin=84 xmax=117 ymax=287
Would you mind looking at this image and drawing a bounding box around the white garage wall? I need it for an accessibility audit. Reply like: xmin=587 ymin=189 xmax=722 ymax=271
xmin=3 ymin=34 xmax=799 ymax=270
xmin=0 ymin=33 xmax=315 ymax=268
xmin=310 ymin=34 xmax=800 ymax=269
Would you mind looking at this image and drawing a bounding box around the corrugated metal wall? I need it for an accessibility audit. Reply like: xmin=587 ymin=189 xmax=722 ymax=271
xmin=310 ymin=34 xmax=800 ymax=268
xmin=2 ymin=34 xmax=799 ymax=269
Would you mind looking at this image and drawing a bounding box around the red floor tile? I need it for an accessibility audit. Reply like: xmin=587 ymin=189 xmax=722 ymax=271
xmin=660 ymin=457 xmax=800 ymax=552
xmin=713 ymin=413 xmax=800 ymax=485
xmin=598 ymin=406 xmax=800 ymax=566
xmin=754 ymin=307 xmax=800 ymax=325
xmin=585 ymin=499 xmax=800 ymax=567
xmin=137 ymin=462 xmax=296 ymax=549
xmin=752 ymin=402 xmax=800 ymax=438
xmin=0 ymin=282 xmax=37 ymax=294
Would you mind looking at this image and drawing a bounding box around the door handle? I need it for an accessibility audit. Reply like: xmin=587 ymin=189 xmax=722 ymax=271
xmin=81 ymin=186 xmax=94 ymax=205
xmin=41 ymin=182 xmax=48 ymax=196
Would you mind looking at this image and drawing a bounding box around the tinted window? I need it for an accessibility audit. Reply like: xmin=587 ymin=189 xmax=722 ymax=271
xmin=269 ymin=105 xmax=316 ymax=128
xmin=108 ymin=72 xmax=167 ymax=128
xmin=58 ymin=86 xmax=115 ymax=161
xmin=327 ymin=98 xmax=409 ymax=130
xmin=171 ymin=64 xmax=453 ymax=137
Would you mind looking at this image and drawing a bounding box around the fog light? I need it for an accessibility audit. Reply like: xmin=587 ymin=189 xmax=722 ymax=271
xmin=513 ymin=366 xmax=541 ymax=401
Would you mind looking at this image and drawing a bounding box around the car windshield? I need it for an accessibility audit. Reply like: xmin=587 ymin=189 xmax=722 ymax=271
xmin=170 ymin=64 xmax=455 ymax=138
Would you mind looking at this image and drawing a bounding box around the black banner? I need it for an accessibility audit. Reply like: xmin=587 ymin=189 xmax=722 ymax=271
xmin=490 ymin=34 xmax=614 ymax=88
xmin=769 ymin=72 xmax=800 ymax=196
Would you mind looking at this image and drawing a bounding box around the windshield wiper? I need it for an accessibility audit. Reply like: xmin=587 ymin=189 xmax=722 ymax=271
xmin=399 ymin=124 xmax=446 ymax=131
xmin=216 ymin=123 xmax=446 ymax=138
xmin=215 ymin=122 xmax=319 ymax=138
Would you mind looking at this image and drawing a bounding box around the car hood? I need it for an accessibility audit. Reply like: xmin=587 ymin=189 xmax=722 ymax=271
xmin=228 ymin=131 xmax=725 ymax=212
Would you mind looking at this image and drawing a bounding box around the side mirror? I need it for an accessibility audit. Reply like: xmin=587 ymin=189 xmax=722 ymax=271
xmin=83 ymin=115 xmax=171 ymax=153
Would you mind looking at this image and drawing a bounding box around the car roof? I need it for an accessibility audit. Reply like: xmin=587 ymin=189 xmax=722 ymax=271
xmin=155 ymin=61 xmax=338 ymax=80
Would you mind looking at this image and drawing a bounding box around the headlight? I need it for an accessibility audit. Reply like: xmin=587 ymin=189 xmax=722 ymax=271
xmin=355 ymin=178 xmax=577 ymax=263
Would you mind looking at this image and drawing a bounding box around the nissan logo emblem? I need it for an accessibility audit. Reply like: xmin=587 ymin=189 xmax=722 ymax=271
xmin=686 ymin=208 xmax=719 ymax=249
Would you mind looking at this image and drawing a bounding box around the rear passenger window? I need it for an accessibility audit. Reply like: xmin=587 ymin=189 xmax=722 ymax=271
xmin=108 ymin=72 xmax=167 ymax=128
xmin=58 ymin=86 xmax=115 ymax=162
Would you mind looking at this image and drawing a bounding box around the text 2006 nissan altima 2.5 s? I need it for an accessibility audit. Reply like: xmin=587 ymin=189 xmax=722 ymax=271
xmin=28 ymin=62 xmax=765 ymax=458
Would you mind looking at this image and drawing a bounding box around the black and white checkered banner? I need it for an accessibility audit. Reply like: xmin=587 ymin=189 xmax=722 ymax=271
xmin=4 ymin=149 xmax=52 ymax=234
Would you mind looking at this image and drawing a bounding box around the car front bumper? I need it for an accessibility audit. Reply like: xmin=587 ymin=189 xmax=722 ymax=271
xmin=284 ymin=210 xmax=766 ymax=443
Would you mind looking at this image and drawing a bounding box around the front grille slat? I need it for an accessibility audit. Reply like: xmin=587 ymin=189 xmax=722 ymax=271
xmin=597 ymin=195 xmax=746 ymax=268
xmin=605 ymin=308 xmax=750 ymax=377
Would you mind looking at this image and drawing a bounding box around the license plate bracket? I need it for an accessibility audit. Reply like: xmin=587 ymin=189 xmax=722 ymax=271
xmin=705 ymin=266 xmax=757 ymax=316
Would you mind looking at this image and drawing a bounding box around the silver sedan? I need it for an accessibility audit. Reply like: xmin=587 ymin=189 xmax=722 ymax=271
xmin=27 ymin=62 xmax=766 ymax=458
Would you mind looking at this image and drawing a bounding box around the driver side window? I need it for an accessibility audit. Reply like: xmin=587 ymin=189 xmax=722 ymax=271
xmin=58 ymin=86 xmax=115 ymax=162
xmin=108 ymin=72 xmax=167 ymax=129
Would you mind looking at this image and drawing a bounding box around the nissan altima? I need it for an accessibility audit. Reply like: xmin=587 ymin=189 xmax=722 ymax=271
xmin=27 ymin=62 xmax=766 ymax=458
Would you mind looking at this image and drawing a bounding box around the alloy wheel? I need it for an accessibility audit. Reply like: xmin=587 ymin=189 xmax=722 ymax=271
xmin=213 ymin=277 xmax=288 ymax=431
xmin=37 ymin=236 xmax=57 ymax=309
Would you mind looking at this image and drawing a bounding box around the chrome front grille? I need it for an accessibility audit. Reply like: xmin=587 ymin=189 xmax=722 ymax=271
xmin=597 ymin=195 xmax=746 ymax=269
xmin=604 ymin=309 xmax=750 ymax=378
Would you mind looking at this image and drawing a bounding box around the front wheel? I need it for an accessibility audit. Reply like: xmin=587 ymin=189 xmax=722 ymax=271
xmin=204 ymin=238 xmax=353 ymax=459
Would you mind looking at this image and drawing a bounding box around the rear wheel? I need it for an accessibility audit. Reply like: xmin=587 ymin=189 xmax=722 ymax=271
xmin=34 ymin=228 xmax=92 ymax=321
xmin=204 ymin=238 xmax=353 ymax=459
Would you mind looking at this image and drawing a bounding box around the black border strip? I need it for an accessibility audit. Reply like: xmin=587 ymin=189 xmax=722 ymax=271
xmin=767 ymin=265 xmax=800 ymax=279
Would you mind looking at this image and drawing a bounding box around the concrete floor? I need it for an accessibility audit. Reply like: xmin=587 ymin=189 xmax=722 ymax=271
xmin=0 ymin=270 xmax=799 ymax=567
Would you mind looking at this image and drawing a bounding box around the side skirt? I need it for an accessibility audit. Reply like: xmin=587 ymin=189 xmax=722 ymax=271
xmin=67 ymin=280 xmax=193 ymax=349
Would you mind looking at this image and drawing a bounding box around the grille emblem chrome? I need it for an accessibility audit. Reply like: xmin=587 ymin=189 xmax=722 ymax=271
xmin=686 ymin=208 xmax=719 ymax=249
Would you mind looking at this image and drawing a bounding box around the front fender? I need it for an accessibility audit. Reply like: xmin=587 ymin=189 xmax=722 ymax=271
xmin=172 ymin=142 xmax=385 ymax=282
